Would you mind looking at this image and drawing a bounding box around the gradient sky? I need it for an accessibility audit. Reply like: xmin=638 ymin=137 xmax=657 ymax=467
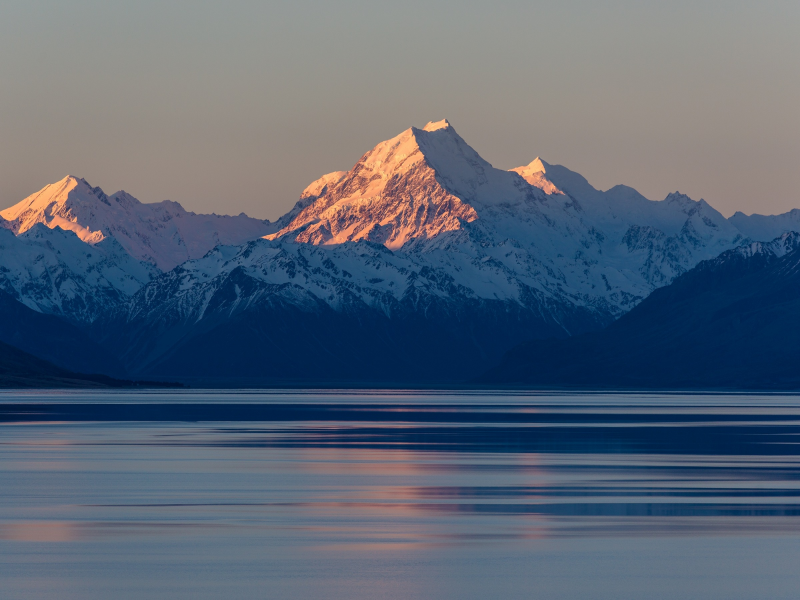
xmin=1 ymin=1 xmax=798 ymax=220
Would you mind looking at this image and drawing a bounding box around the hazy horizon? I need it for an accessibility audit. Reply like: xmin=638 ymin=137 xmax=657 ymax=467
xmin=1 ymin=1 xmax=798 ymax=221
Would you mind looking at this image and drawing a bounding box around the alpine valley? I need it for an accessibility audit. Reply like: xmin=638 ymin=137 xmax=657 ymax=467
xmin=1 ymin=120 xmax=798 ymax=386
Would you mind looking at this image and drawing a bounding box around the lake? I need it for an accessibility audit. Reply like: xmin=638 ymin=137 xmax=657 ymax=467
xmin=1 ymin=390 xmax=799 ymax=599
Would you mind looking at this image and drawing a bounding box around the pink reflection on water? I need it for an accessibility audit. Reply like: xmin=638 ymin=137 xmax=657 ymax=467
xmin=1 ymin=521 xmax=80 ymax=542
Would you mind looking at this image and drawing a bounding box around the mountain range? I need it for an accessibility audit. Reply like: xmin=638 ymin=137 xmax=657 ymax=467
xmin=0 ymin=119 xmax=797 ymax=387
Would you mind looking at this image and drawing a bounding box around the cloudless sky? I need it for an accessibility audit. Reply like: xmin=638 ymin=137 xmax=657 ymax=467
xmin=1 ymin=0 xmax=798 ymax=220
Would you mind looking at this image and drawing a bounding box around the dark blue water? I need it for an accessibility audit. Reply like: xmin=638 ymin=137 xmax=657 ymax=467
xmin=2 ymin=390 xmax=800 ymax=599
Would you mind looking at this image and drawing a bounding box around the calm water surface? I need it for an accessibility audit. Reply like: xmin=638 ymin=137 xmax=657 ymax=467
xmin=1 ymin=390 xmax=800 ymax=599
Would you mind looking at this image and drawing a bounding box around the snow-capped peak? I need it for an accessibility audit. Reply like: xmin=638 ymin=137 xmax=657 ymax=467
xmin=728 ymin=208 xmax=800 ymax=243
xmin=664 ymin=191 xmax=696 ymax=206
xmin=1 ymin=175 xmax=109 ymax=243
xmin=2 ymin=176 xmax=277 ymax=271
xmin=523 ymin=157 xmax=549 ymax=174
xmin=422 ymin=119 xmax=452 ymax=132
xmin=267 ymin=119 xmax=539 ymax=249
xmin=509 ymin=158 xmax=563 ymax=195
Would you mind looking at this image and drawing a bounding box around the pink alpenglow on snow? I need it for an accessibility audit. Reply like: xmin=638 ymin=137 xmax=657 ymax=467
xmin=1 ymin=176 xmax=277 ymax=271
xmin=510 ymin=158 xmax=565 ymax=196
xmin=266 ymin=119 xmax=547 ymax=249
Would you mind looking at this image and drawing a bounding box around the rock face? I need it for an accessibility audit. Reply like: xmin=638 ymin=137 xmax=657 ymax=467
xmin=481 ymin=232 xmax=800 ymax=389
xmin=1 ymin=175 xmax=276 ymax=270
xmin=1 ymin=118 xmax=799 ymax=385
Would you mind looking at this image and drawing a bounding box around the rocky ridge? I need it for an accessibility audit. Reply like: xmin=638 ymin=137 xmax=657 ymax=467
xmin=0 ymin=225 xmax=155 ymax=323
xmin=1 ymin=175 xmax=276 ymax=270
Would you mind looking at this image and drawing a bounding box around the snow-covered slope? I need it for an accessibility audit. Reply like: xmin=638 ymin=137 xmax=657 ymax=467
xmin=526 ymin=157 xmax=800 ymax=245
xmin=267 ymin=120 xmax=491 ymax=249
xmin=725 ymin=231 xmax=800 ymax=261
xmin=127 ymin=237 xmax=596 ymax=326
xmin=0 ymin=225 xmax=155 ymax=323
xmin=116 ymin=236 xmax=603 ymax=378
xmin=1 ymin=176 xmax=276 ymax=270
xmin=728 ymin=209 xmax=800 ymax=242
xmin=269 ymin=120 xmax=746 ymax=315
xmin=509 ymin=158 xmax=564 ymax=195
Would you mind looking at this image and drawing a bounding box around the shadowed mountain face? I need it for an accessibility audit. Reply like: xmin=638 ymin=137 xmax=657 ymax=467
xmin=118 ymin=283 xmax=600 ymax=385
xmin=0 ymin=290 xmax=125 ymax=376
xmin=110 ymin=240 xmax=607 ymax=383
xmin=0 ymin=339 xmax=132 ymax=388
xmin=480 ymin=233 xmax=800 ymax=389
